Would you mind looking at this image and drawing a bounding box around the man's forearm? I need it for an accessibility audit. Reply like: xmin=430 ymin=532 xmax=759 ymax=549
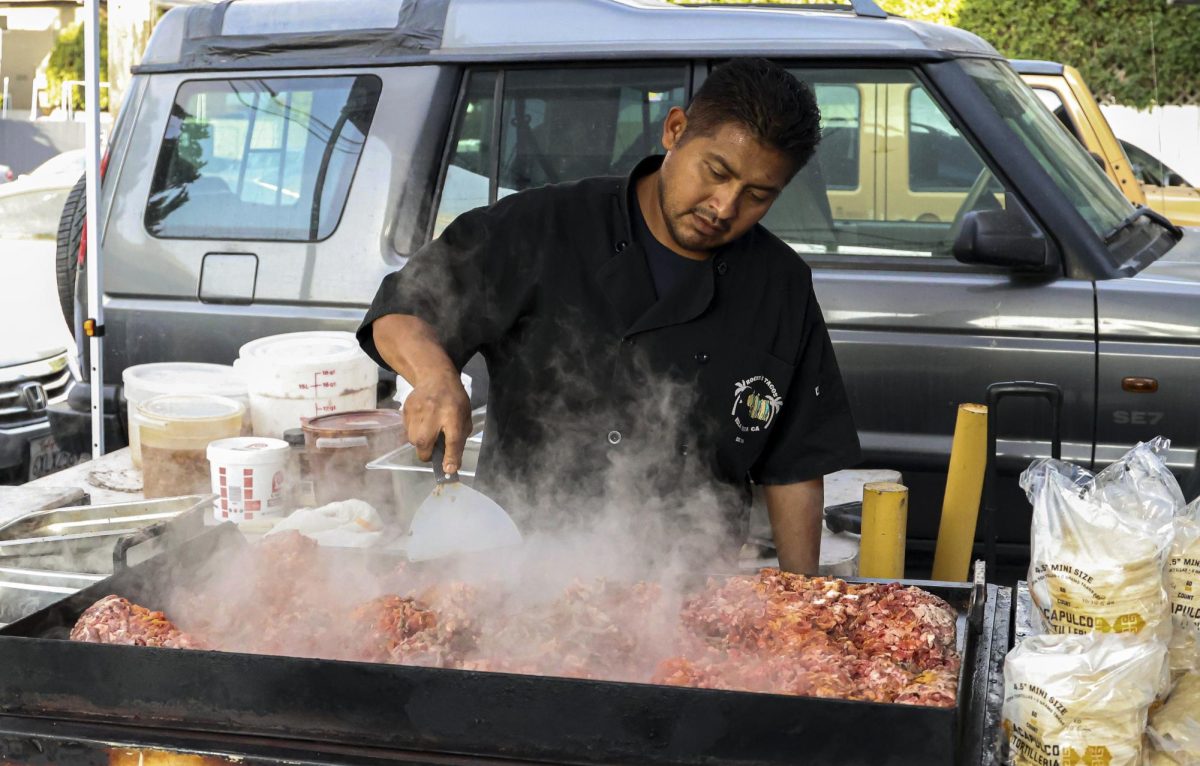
xmin=372 ymin=313 xmax=471 ymax=472
xmin=764 ymin=478 xmax=824 ymax=575
xmin=371 ymin=314 xmax=458 ymax=387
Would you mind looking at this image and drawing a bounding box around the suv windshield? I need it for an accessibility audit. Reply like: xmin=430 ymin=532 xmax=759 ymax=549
xmin=960 ymin=59 xmax=1134 ymax=241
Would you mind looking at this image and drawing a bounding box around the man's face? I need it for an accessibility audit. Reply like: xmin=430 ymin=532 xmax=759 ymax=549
xmin=655 ymin=108 xmax=795 ymax=256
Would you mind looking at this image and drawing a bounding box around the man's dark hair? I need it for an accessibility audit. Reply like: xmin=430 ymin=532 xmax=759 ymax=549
xmin=683 ymin=58 xmax=822 ymax=172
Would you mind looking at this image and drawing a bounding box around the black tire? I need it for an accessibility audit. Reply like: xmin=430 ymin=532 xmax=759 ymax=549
xmin=55 ymin=174 xmax=87 ymax=336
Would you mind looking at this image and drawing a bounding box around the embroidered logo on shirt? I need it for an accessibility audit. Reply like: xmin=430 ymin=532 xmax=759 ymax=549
xmin=732 ymin=376 xmax=782 ymax=433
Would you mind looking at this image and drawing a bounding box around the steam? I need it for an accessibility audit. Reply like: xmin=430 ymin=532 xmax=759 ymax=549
xmin=154 ymin=331 xmax=753 ymax=673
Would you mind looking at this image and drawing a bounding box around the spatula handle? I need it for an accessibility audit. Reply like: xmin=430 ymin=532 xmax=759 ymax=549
xmin=431 ymin=432 xmax=459 ymax=485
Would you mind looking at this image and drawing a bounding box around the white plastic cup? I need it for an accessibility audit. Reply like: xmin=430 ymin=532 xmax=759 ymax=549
xmin=207 ymin=437 xmax=290 ymax=523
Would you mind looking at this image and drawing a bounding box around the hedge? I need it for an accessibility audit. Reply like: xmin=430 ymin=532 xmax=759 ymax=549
xmin=668 ymin=0 xmax=1200 ymax=107
xmin=955 ymin=0 xmax=1200 ymax=107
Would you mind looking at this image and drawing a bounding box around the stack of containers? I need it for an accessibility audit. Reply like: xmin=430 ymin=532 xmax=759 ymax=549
xmin=128 ymin=333 xmax=387 ymax=526
xmin=1001 ymin=439 xmax=1182 ymax=766
xmin=233 ymin=332 xmax=378 ymax=438
xmin=123 ymin=363 xmax=249 ymax=467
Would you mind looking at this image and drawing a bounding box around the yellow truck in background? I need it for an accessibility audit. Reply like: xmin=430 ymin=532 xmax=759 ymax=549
xmin=1013 ymin=60 xmax=1200 ymax=228
xmin=800 ymin=59 xmax=1200 ymax=236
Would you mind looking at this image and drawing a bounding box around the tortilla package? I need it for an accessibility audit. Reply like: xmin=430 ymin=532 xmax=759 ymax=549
xmin=1148 ymin=671 xmax=1200 ymax=766
xmin=1167 ymin=503 xmax=1200 ymax=675
xmin=1003 ymin=633 xmax=1168 ymax=766
xmin=1020 ymin=439 xmax=1182 ymax=641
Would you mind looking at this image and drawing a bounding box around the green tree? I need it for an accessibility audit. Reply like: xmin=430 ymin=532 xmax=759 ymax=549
xmin=665 ymin=0 xmax=962 ymax=24
xmin=878 ymin=0 xmax=963 ymax=24
xmin=665 ymin=0 xmax=1200 ymax=107
xmin=46 ymin=15 xmax=109 ymax=113
xmin=955 ymin=0 xmax=1200 ymax=107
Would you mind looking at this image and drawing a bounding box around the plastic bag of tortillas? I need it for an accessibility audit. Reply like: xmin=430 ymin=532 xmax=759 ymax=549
xmin=1148 ymin=671 xmax=1200 ymax=766
xmin=1002 ymin=633 xmax=1168 ymax=766
xmin=1020 ymin=438 xmax=1182 ymax=641
xmin=1166 ymin=499 xmax=1200 ymax=676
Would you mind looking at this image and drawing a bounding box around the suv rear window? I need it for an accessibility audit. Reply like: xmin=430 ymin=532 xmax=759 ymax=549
xmin=145 ymin=75 xmax=381 ymax=241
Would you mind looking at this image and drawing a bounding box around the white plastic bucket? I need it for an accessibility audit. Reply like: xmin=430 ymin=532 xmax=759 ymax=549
xmin=233 ymin=332 xmax=378 ymax=438
xmin=123 ymin=363 xmax=248 ymax=468
xmin=207 ymin=437 xmax=290 ymax=523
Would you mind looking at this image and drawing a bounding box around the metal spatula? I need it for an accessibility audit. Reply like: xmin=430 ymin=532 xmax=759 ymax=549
xmin=406 ymin=433 xmax=522 ymax=562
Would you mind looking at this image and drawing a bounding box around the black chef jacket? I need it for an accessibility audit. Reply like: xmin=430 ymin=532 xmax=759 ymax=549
xmin=359 ymin=155 xmax=860 ymax=553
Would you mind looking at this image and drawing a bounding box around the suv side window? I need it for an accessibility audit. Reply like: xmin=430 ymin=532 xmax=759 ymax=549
xmin=764 ymin=68 xmax=1025 ymax=258
xmin=433 ymin=66 xmax=688 ymax=238
xmin=813 ymin=84 xmax=860 ymax=191
xmin=435 ymin=70 xmax=499 ymax=238
xmin=145 ymin=75 xmax=382 ymax=241
xmin=907 ymin=87 xmax=985 ymax=193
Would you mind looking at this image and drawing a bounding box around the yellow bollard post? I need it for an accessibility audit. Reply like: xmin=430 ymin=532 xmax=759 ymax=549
xmin=859 ymin=482 xmax=907 ymax=579
xmin=932 ymin=403 xmax=989 ymax=582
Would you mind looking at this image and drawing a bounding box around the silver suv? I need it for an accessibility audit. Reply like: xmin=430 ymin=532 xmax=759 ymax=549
xmin=55 ymin=0 xmax=1200 ymax=547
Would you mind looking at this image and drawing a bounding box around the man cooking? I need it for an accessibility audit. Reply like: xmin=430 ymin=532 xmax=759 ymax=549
xmin=358 ymin=59 xmax=860 ymax=574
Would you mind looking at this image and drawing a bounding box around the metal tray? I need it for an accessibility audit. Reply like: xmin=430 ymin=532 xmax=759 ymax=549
xmin=0 ymin=524 xmax=995 ymax=766
xmin=0 ymin=566 xmax=103 ymax=627
xmin=366 ymin=407 xmax=486 ymax=526
xmin=0 ymin=495 xmax=212 ymax=574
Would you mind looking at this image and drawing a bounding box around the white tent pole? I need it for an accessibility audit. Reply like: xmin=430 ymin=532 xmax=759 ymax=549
xmin=83 ymin=0 xmax=105 ymax=459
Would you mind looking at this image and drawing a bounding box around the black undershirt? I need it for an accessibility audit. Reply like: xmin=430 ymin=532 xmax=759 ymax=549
xmin=630 ymin=189 xmax=707 ymax=300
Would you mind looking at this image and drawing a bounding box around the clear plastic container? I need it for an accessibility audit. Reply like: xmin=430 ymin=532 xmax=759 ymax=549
xmin=136 ymin=394 xmax=246 ymax=499
xmin=123 ymin=363 xmax=248 ymax=468
xmin=301 ymin=409 xmax=405 ymax=515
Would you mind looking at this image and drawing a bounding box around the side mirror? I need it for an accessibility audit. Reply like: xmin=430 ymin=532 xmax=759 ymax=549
xmin=952 ymin=208 xmax=1057 ymax=273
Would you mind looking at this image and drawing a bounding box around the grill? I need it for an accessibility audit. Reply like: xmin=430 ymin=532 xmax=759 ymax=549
xmin=0 ymin=353 xmax=70 ymax=428
xmin=0 ymin=524 xmax=1010 ymax=765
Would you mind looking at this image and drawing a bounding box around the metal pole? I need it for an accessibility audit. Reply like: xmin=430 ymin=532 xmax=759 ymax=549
xmin=859 ymin=481 xmax=908 ymax=579
xmin=83 ymin=0 xmax=105 ymax=458
xmin=931 ymin=403 xmax=988 ymax=582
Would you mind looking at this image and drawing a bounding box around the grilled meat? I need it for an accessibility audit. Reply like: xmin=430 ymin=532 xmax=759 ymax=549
xmin=660 ymin=569 xmax=959 ymax=706
xmin=70 ymin=562 xmax=958 ymax=706
xmin=70 ymin=595 xmax=203 ymax=649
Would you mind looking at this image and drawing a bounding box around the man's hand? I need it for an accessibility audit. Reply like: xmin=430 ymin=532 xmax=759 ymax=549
xmin=372 ymin=314 xmax=472 ymax=475
xmin=403 ymin=374 xmax=472 ymax=474
xmin=764 ymin=478 xmax=824 ymax=575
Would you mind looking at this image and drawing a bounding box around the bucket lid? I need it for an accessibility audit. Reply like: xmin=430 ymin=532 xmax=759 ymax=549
xmin=237 ymin=331 xmax=368 ymax=368
xmin=208 ymin=436 xmax=290 ymax=463
xmin=123 ymin=363 xmax=246 ymax=401
xmin=302 ymin=409 xmax=405 ymax=435
xmin=137 ymin=394 xmax=245 ymax=422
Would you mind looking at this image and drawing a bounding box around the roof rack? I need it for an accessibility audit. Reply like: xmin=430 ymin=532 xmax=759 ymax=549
xmin=669 ymin=0 xmax=888 ymax=19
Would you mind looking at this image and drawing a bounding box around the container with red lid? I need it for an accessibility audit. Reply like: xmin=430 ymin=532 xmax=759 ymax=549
xmin=300 ymin=409 xmax=406 ymax=515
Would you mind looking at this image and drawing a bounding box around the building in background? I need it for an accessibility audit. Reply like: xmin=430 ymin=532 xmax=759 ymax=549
xmin=0 ymin=0 xmax=79 ymax=115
